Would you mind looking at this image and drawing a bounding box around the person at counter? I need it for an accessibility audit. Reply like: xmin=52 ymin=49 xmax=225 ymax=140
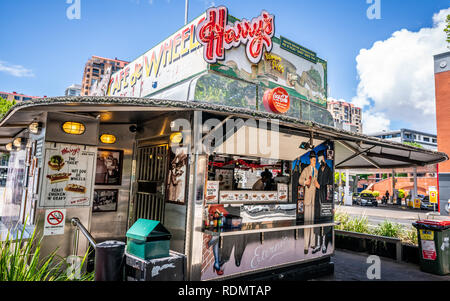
xmin=251 ymin=169 xmax=273 ymax=191
xmin=299 ymin=151 xmax=319 ymax=254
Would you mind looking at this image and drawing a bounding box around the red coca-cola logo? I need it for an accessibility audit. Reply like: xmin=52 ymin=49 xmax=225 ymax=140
xmin=196 ymin=6 xmax=275 ymax=64
xmin=263 ymin=87 xmax=290 ymax=114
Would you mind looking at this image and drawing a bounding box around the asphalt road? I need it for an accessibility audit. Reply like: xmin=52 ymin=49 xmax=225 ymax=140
xmin=336 ymin=204 xmax=443 ymax=229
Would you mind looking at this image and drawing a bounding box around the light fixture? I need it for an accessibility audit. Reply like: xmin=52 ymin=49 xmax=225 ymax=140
xmin=100 ymin=134 xmax=117 ymax=144
xmin=62 ymin=122 xmax=85 ymax=135
xmin=5 ymin=143 xmax=13 ymax=151
xmin=299 ymin=142 xmax=310 ymax=150
xmin=13 ymin=138 xmax=22 ymax=148
xmin=28 ymin=122 xmax=42 ymax=134
xmin=170 ymin=132 xmax=183 ymax=144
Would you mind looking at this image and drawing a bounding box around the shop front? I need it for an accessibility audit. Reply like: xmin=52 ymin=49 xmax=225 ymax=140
xmin=0 ymin=6 xmax=447 ymax=281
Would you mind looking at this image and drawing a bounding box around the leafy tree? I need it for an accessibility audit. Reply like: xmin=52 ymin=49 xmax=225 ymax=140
xmin=404 ymin=141 xmax=423 ymax=148
xmin=0 ymin=97 xmax=15 ymax=119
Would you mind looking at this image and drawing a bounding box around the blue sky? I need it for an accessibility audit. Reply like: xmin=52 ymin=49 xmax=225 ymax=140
xmin=0 ymin=0 xmax=449 ymax=133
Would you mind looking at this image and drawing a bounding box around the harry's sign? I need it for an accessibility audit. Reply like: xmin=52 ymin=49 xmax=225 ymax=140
xmin=197 ymin=6 xmax=275 ymax=64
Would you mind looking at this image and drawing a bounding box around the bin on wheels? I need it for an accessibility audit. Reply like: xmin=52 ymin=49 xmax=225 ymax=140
xmin=412 ymin=220 xmax=450 ymax=275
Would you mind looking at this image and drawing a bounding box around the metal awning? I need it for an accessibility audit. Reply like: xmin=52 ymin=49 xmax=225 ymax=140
xmin=0 ymin=96 xmax=447 ymax=169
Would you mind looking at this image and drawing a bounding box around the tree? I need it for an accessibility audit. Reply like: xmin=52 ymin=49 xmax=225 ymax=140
xmin=0 ymin=97 xmax=15 ymax=119
xmin=445 ymin=14 xmax=450 ymax=46
xmin=404 ymin=141 xmax=423 ymax=148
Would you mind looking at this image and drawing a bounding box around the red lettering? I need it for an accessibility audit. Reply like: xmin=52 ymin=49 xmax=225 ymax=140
xmin=197 ymin=6 xmax=275 ymax=64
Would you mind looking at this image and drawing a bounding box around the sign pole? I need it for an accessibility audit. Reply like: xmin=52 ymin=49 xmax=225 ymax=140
xmin=185 ymin=0 xmax=189 ymax=25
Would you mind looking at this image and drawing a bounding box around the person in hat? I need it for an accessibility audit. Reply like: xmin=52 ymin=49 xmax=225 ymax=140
xmin=299 ymin=150 xmax=319 ymax=254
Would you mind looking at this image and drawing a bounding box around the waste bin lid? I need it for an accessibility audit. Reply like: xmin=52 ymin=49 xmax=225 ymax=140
xmin=415 ymin=220 xmax=450 ymax=227
xmin=126 ymin=219 xmax=171 ymax=241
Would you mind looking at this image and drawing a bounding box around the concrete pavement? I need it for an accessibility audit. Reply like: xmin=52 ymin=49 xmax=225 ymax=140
xmin=314 ymin=249 xmax=450 ymax=281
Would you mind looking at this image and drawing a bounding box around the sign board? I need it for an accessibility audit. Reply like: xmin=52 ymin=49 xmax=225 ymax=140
xmin=205 ymin=181 xmax=220 ymax=204
xmin=108 ymin=14 xmax=208 ymax=98
xmin=220 ymin=190 xmax=280 ymax=203
xmin=39 ymin=143 xmax=97 ymax=208
xmin=277 ymin=183 xmax=288 ymax=202
xmin=280 ymin=36 xmax=317 ymax=63
xmin=44 ymin=209 xmax=66 ymax=236
xmin=429 ymin=187 xmax=438 ymax=204
xmin=414 ymin=198 xmax=421 ymax=209
xmin=263 ymin=87 xmax=290 ymax=114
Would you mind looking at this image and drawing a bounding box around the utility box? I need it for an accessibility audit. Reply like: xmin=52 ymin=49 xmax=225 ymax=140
xmin=126 ymin=219 xmax=171 ymax=260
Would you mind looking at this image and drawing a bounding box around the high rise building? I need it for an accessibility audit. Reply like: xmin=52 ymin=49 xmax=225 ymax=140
xmin=81 ymin=56 xmax=129 ymax=96
xmin=65 ymin=84 xmax=81 ymax=96
xmin=434 ymin=51 xmax=450 ymax=216
xmin=327 ymin=100 xmax=362 ymax=133
xmin=0 ymin=91 xmax=40 ymax=103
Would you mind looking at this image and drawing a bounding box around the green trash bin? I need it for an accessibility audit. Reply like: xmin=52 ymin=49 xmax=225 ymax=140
xmin=126 ymin=219 xmax=171 ymax=260
xmin=412 ymin=220 xmax=450 ymax=275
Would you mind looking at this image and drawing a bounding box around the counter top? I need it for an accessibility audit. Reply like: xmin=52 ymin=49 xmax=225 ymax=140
xmin=201 ymin=220 xmax=337 ymax=237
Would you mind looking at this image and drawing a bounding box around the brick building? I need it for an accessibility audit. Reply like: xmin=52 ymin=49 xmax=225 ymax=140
xmin=81 ymin=56 xmax=128 ymax=96
xmin=434 ymin=51 xmax=450 ymax=215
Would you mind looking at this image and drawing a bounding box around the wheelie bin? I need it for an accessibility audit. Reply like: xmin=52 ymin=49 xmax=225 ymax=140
xmin=412 ymin=220 xmax=450 ymax=275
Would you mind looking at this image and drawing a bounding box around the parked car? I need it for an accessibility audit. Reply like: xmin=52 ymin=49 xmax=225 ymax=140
xmin=352 ymin=193 xmax=360 ymax=205
xmin=420 ymin=196 xmax=436 ymax=211
xmin=356 ymin=193 xmax=378 ymax=207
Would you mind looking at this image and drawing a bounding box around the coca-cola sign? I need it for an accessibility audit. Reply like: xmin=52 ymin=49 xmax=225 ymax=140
xmin=196 ymin=6 xmax=275 ymax=64
xmin=263 ymin=87 xmax=290 ymax=114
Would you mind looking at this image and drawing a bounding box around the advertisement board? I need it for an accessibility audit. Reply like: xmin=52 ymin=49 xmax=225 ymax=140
xmin=39 ymin=143 xmax=97 ymax=208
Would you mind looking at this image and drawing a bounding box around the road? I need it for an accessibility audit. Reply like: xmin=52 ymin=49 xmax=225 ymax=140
xmin=336 ymin=204 xmax=443 ymax=228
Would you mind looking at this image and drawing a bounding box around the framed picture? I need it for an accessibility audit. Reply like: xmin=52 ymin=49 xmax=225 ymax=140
xmin=166 ymin=147 xmax=188 ymax=205
xmin=93 ymin=189 xmax=118 ymax=212
xmin=95 ymin=149 xmax=123 ymax=185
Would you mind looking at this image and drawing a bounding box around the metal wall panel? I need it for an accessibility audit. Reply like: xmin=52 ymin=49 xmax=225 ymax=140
xmin=90 ymin=124 xmax=136 ymax=242
xmin=45 ymin=112 xmax=99 ymax=146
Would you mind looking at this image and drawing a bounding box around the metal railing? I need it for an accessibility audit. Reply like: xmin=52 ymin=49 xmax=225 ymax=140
xmin=71 ymin=217 xmax=96 ymax=255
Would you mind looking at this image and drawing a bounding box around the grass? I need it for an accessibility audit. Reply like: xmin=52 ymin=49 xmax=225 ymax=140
xmin=0 ymin=223 xmax=94 ymax=281
xmin=334 ymin=211 xmax=419 ymax=245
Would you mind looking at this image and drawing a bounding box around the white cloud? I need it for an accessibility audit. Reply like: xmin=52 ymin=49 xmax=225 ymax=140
xmin=351 ymin=7 xmax=450 ymax=135
xmin=0 ymin=60 xmax=34 ymax=77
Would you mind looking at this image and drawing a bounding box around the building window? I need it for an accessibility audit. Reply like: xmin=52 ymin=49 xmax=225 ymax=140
xmin=14 ymin=96 xmax=21 ymax=101
xmin=423 ymin=137 xmax=430 ymax=142
xmin=432 ymin=138 xmax=437 ymax=143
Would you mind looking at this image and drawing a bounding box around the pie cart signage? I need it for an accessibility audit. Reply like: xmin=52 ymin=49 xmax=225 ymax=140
xmin=39 ymin=143 xmax=97 ymax=208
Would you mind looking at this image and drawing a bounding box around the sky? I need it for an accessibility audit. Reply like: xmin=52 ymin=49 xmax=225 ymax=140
xmin=0 ymin=0 xmax=449 ymax=134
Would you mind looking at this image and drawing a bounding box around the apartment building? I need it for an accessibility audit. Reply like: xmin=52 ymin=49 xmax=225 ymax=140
xmin=65 ymin=84 xmax=82 ymax=96
xmin=81 ymin=56 xmax=128 ymax=96
xmin=327 ymin=100 xmax=362 ymax=133
xmin=0 ymin=91 xmax=40 ymax=103
xmin=370 ymin=129 xmax=437 ymax=151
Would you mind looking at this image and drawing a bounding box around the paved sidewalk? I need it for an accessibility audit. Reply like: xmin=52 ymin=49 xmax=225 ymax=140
xmin=314 ymin=249 xmax=450 ymax=281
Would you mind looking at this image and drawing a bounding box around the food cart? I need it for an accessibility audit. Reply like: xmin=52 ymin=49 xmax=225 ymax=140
xmin=0 ymin=6 xmax=447 ymax=281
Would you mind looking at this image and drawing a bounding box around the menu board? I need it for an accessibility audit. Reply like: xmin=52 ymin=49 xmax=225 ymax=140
xmin=220 ymin=191 xmax=279 ymax=203
xmin=205 ymin=181 xmax=220 ymax=204
xmin=39 ymin=143 xmax=97 ymax=208
xmin=215 ymin=169 xmax=234 ymax=190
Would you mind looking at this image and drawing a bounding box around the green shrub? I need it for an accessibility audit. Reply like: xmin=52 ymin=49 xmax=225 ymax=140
xmin=373 ymin=220 xmax=403 ymax=238
xmin=400 ymin=228 xmax=418 ymax=245
xmin=0 ymin=224 xmax=93 ymax=281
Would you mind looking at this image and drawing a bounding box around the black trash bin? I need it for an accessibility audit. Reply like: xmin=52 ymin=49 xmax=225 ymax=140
xmin=95 ymin=240 xmax=126 ymax=281
xmin=412 ymin=220 xmax=450 ymax=275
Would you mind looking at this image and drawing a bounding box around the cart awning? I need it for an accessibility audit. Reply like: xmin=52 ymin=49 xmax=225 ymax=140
xmin=0 ymin=97 xmax=446 ymax=169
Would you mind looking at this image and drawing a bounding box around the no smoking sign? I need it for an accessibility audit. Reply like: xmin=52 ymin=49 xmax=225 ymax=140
xmin=44 ymin=209 xmax=66 ymax=236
